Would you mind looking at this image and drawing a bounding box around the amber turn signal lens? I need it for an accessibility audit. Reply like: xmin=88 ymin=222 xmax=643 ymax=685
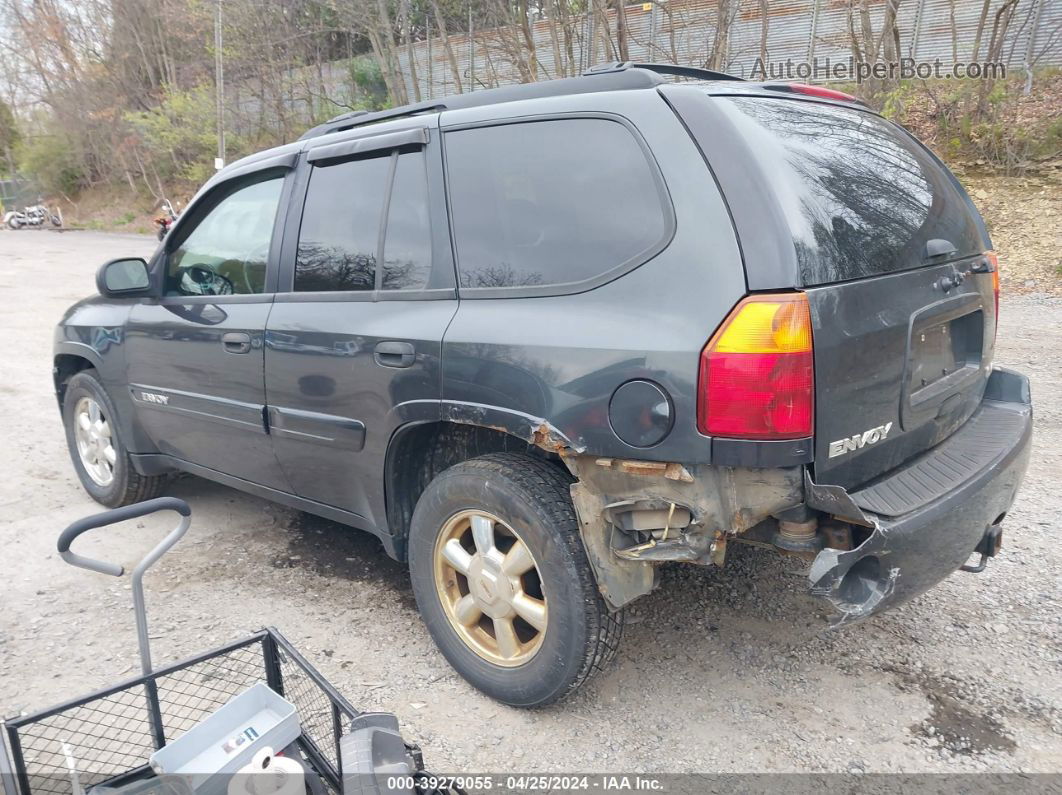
xmin=710 ymin=294 xmax=812 ymax=354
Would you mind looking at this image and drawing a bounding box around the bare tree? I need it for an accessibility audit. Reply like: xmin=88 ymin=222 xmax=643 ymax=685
xmin=759 ymin=0 xmax=770 ymax=69
xmin=707 ymin=0 xmax=738 ymax=70
xmin=845 ymin=0 xmax=904 ymax=96
xmin=615 ymin=0 xmax=630 ymax=62
xmin=429 ymin=0 xmax=465 ymax=92
xmin=972 ymin=0 xmax=992 ymax=60
xmin=977 ymin=0 xmax=1019 ymax=113
xmin=399 ymin=0 xmax=422 ymax=102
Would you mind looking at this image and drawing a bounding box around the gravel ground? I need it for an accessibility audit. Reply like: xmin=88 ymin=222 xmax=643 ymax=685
xmin=0 ymin=229 xmax=1060 ymax=777
xmin=966 ymin=174 xmax=1062 ymax=298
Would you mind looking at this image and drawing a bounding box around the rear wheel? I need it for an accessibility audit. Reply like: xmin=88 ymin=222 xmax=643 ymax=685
xmin=408 ymin=452 xmax=622 ymax=707
xmin=62 ymin=370 xmax=165 ymax=507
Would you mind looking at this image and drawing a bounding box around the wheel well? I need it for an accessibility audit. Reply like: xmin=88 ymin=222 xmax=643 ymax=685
xmin=385 ymin=421 xmax=567 ymax=553
xmin=54 ymin=354 xmax=95 ymax=406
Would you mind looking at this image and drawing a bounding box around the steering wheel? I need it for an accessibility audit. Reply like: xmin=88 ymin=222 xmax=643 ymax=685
xmin=178 ymin=264 xmax=234 ymax=296
xmin=241 ymin=244 xmax=270 ymax=294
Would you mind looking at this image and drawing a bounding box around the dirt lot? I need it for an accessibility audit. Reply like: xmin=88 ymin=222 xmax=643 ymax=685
xmin=1 ymin=226 xmax=1060 ymax=777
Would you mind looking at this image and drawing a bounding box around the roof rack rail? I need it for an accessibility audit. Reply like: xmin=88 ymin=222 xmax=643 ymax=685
xmin=583 ymin=61 xmax=744 ymax=82
xmin=299 ymin=101 xmax=448 ymax=141
xmin=323 ymin=109 xmax=369 ymax=125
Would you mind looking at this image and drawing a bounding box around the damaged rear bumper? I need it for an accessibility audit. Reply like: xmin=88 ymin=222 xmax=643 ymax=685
xmin=808 ymin=368 xmax=1033 ymax=625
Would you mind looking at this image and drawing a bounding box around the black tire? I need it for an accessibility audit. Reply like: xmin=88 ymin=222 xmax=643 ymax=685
xmin=156 ymin=225 xmax=166 ymax=241
xmin=408 ymin=452 xmax=623 ymax=707
xmin=62 ymin=370 xmax=165 ymax=507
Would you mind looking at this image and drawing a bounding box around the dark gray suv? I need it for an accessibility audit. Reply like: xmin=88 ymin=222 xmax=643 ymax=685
xmin=55 ymin=63 xmax=1032 ymax=707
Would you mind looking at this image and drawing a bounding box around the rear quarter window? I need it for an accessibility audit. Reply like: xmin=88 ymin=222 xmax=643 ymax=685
xmin=715 ymin=97 xmax=987 ymax=285
xmin=444 ymin=117 xmax=672 ymax=294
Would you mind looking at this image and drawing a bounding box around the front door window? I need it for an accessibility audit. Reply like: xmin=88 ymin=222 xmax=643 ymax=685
xmin=165 ymin=176 xmax=284 ymax=296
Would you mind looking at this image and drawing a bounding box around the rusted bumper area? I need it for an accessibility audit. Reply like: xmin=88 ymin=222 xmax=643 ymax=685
xmin=809 ymin=371 xmax=1033 ymax=625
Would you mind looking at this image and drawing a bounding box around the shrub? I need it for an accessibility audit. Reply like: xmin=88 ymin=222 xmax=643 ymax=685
xmin=873 ymin=70 xmax=1062 ymax=173
xmin=17 ymin=128 xmax=86 ymax=196
xmin=125 ymin=84 xmax=237 ymax=187
xmin=349 ymin=56 xmax=389 ymax=110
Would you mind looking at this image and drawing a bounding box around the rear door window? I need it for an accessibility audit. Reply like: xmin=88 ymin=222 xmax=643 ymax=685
xmin=714 ymin=97 xmax=987 ymax=285
xmin=295 ymin=154 xmax=391 ymax=292
xmin=295 ymin=149 xmax=435 ymax=293
xmin=444 ymin=118 xmax=670 ymax=293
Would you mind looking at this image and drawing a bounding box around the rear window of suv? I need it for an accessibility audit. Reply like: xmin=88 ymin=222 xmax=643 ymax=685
xmin=444 ymin=118 xmax=671 ymax=293
xmin=715 ymin=97 xmax=987 ymax=286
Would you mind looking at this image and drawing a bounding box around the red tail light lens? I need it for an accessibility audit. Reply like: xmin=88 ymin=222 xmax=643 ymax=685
xmin=986 ymin=250 xmax=1000 ymax=331
xmin=698 ymin=293 xmax=814 ymax=439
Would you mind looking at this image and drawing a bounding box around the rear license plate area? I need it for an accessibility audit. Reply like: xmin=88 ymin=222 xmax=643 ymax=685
xmin=905 ymin=304 xmax=984 ymax=417
xmin=909 ymin=313 xmax=980 ymax=389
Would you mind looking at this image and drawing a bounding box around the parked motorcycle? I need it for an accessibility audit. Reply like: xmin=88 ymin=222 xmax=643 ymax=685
xmin=4 ymin=203 xmax=62 ymax=229
xmin=154 ymin=199 xmax=179 ymax=241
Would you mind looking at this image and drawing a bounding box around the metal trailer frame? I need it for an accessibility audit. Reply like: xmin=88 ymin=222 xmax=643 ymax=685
xmin=0 ymin=627 xmax=375 ymax=795
xmin=1 ymin=498 xmax=448 ymax=795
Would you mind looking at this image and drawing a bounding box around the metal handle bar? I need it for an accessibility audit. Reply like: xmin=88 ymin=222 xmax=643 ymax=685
xmin=57 ymin=497 xmax=191 ymax=676
xmin=58 ymin=497 xmax=191 ymax=577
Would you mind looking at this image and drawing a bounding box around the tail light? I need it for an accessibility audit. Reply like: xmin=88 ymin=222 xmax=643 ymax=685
xmin=697 ymin=293 xmax=814 ymax=439
xmin=986 ymin=250 xmax=1000 ymax=331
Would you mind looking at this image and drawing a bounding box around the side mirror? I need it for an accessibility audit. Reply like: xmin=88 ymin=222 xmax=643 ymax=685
xmin=97 ymin=257 xmax=152 ymax=297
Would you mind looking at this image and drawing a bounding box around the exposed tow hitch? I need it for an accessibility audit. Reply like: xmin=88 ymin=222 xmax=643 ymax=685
xmin=960 ymin=524 xmax=1004 ymax=573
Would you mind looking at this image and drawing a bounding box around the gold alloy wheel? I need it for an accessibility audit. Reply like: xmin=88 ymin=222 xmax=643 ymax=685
xmin=433 ymin=510 xmax=548 ymax=667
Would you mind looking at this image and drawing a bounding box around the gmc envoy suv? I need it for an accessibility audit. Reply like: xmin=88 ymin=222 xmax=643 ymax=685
xmin=55 ymin=63 xmax=1032 ymax=707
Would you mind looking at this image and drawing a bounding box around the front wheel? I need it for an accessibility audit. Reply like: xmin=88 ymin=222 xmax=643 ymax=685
xmin=408 ymin=452 xmax=623 ymax=707
xmin=62 ymin=370 xmax=165 ymax=507
xmin=6 ymin=216 xmax=20 ymax=230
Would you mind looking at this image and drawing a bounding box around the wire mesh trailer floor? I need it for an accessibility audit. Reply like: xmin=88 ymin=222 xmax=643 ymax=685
xmin=1 ymin=629 xmax=355 ymax=795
